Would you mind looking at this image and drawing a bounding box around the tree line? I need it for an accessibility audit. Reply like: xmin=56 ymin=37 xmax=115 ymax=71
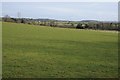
xmin=2 ymin=16 xmax=119 ymax=31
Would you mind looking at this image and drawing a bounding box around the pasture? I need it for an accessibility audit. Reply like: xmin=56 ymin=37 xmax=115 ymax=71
xmin=2 ymin=22 xmax=118 ymax=78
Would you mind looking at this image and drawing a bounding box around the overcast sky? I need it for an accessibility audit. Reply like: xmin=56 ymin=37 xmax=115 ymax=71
xmin=2 ymin=2 xmax=118 ymax=21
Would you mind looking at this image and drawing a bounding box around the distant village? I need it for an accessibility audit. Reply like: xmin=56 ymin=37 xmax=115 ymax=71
xmin=1 ymin=15 xmax=119 ymax=31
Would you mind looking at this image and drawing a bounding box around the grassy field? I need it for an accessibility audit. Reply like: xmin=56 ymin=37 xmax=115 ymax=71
xmin=2 ymin=22 xmax=118 ymax=78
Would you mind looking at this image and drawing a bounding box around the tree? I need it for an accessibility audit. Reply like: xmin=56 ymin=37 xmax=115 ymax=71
xmin=3 ymin=15 xmax=12 ymax=22
xmin=76 ymin=23 xmax=83 ymax=29
xmin=71 ymin=23 xmax=74 ymax=27
xmin=84 ymin=24 xmax=89 ymax=28
xmin=21 ymin=19 xmax=26 ymax=24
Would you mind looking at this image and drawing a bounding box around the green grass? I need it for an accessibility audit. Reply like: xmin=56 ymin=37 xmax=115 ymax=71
xmin=2 ymin=22 xmax=118 ymax=78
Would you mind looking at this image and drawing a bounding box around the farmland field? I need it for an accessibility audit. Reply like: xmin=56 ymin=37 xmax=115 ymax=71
xmin=2 ymin=22 xmax=118 ymax=78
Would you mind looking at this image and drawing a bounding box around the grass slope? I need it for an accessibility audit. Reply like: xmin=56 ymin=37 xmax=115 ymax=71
xmin=2 ymin=22 xmax=118 ymax=78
